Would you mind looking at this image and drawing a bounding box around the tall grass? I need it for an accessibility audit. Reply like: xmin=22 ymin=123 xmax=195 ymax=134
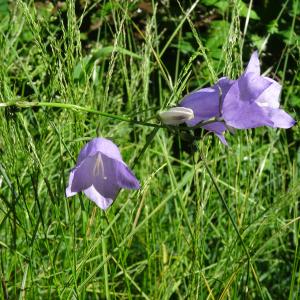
xmin=0 ymin=0 xmax=299 ymax=299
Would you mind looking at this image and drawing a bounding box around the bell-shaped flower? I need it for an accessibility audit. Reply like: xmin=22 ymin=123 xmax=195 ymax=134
xmin=179 ymin=51 xmax=295 ymax=145
xmin=66 ymin=137 xmax=140 ymax=210
xmin=158 ymin=107 xmax=194 ymax=125
xmin=222 ymin=51 xmax=295 ymax=129
xmin=179 ymin=77 xmax=234 ymax=144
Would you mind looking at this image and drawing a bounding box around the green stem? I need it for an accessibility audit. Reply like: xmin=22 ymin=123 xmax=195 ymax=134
xmin=0 ymin=101 xmax=161 ymax=128
xmin=0 ymin=100 xmax=224 ymax=131
xmin=201 ymin=152 xmax=250 ymax=258
xmin=196 ymin=142 xmax=265 ymax=298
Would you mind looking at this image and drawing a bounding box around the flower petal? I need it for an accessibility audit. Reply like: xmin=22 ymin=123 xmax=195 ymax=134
xmin=116 ymin=162 xmax=140 ymax=189
xmin=67 ymin=155 xmax=96 ymax=194
xmin=224 ymin=82 xmax=295 ymax=129
xmin=225 ymin=101 xmax=273 ymax=129
xmin=203 ymin=122 xmax=228 ymax=145
xmin=65 ymin=170 xmax=77 ymax=197
xmin=245 ymin=51 xmax=260 ymax=75
xmin=180 ymin=77 xmax=234 ymax=126
xmin=83 ymin=185 xmax=113 ymax=210
xmin=266 ymin=108 xmax=296 ymax=128
xmin=215 ymin=133 xmax=228 ymax=145
xmin=255 ymin=78 xmax=281 ymax=109
xmin=223 ymin=82 xmax=266 ymax=128
xmin=218 ymin=77 xmax=235 ymax=96
xmin=180 ymin=87 xmax=219 ymax=126
xmin=237 ymin=73 xmax=272 ymax=102
xmin=91 ymin=154 xmax=120 ymax=200
xmin=77 ymin=137 xmax=123 ymax=164
xmin=222 ymin=73 xmax=279 ymax=129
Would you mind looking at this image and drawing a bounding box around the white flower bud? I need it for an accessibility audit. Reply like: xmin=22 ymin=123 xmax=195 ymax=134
xmin=158 ymin=107 xmax=194 ymax=125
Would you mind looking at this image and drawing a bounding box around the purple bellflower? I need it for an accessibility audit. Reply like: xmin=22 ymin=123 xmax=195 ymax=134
xmin=179 ymin=77 xmax=234 ymax=145
xmin=66 ymin=137 xmax=140 ymax=210
xmin=222 ymin=51 xmax=295 ymax=130
xmin=179 ymin=51 xmax=295 ymax=144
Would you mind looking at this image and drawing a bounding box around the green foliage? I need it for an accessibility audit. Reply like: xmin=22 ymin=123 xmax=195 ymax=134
xmin=73 ymin=46 xmax=143 ymax=83
xmin=202 ymin=0 xmax=259 ymax=19
xmin=0 ymin=0 xmax=299 ymax=299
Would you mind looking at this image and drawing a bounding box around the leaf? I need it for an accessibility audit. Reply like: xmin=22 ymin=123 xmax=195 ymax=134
xmin=278 ymin=30 xmax=300 ymax=45
xmin=91 ymin=46 xmax=143 ymax=61
xmin=290 ymin=95 xmax=300 ymax=108
xmin=206 ymin=20 xmax=230 ymax=60
xmin=73 ymin=56 xmax=92 ymax=80
xmin=0 ymin=0 xmax=8 ymax=15
xmin=201 ymin=0 xmax=260 ymax=19
xmin=250 ymin=34 xmax=266 ymax=51
xmin=73 ymin=46 xmax=143 ymax=82
xmin=201 ymin=0 xmax=219 ymax=5
xmin=239 ymin=1 xmax=260 ymax=20
xmin=171 ymin=40 xmax=195 ymax=55
xmin=214 ymin=1 xmax=229 ymax=13
xmin=267 ymin=20 xmax=279 ymax=34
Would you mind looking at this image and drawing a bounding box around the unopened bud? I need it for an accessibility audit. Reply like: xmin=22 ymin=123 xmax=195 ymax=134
xmin=158 ymin=107 xmax=194 ymax=125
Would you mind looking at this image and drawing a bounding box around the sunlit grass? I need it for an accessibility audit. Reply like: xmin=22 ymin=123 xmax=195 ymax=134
xmin=0 ymin=1 xmax=299 ymax=299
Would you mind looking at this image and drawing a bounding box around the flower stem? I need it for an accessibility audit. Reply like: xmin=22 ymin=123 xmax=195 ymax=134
xmin=195 ymin=142 xmax=265 ymax=298
xmin=0 ymin=100 xmax=161 ymax=128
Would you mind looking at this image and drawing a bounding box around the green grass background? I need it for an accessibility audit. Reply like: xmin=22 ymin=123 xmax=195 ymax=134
xmin=0 ymin=0 xmax=299 ymax=299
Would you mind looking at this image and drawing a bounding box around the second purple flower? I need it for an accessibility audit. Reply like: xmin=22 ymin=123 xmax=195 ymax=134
xmin=179 ymin=51 xmax=295 ymax=144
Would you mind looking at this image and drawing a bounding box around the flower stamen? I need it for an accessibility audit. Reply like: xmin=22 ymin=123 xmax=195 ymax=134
xmin=93 ymin=153 xmax=107 ymax=180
